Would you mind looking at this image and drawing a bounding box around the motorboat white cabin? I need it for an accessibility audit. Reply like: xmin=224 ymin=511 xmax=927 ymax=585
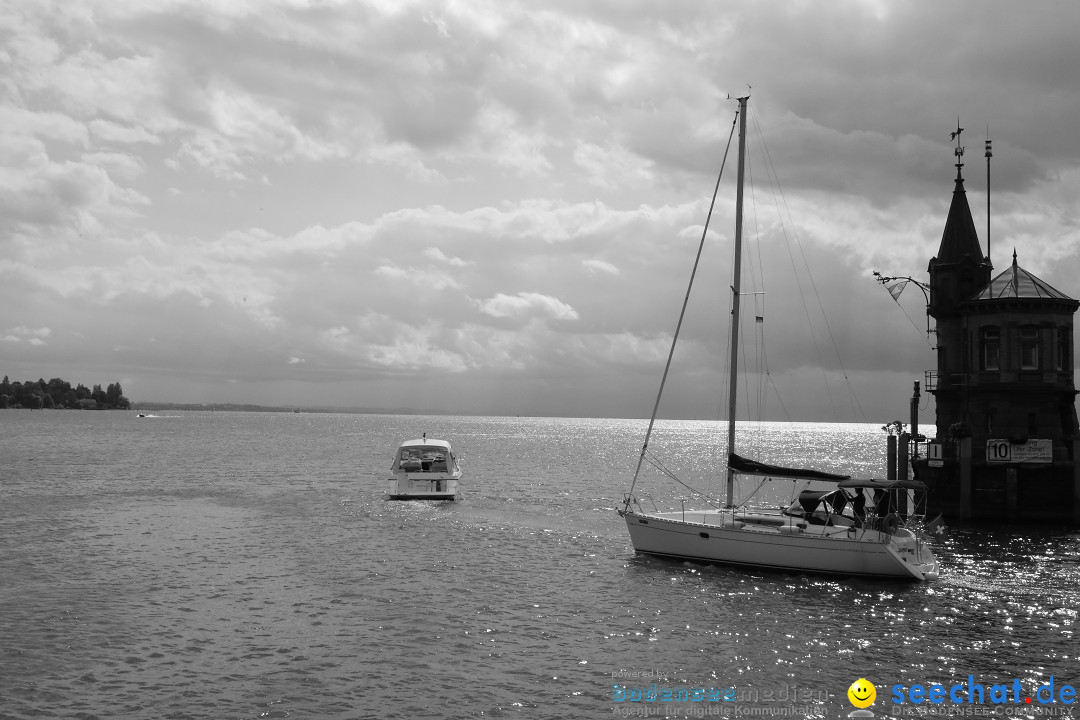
xmin=387 ymin=437 xmax=462 ymax=500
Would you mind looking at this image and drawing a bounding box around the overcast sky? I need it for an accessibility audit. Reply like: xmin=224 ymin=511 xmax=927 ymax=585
xmin=3 ymin=0 xmax=1079 ymax=421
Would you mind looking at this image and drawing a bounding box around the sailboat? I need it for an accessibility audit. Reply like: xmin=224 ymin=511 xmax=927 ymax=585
xmin=618 ymin=96 xmax=940 ymax=581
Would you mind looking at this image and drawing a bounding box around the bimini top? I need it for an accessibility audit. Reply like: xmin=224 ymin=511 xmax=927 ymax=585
xmin=728 ymin=453 xmax=850 ymax=481
xmin=795 ymin=488 xmax=847 ymax=515
xmin=975 ymin=251 xmax=1074 ymax=301
xmin=399 ymin=438 xmax=453 ymax=451
xmin=837 ymin=478 xmax=927 ymax=491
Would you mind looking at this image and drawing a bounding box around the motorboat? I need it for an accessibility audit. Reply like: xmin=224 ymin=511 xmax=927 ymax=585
xmin=387 ymin=436 xmax=462 ymax=500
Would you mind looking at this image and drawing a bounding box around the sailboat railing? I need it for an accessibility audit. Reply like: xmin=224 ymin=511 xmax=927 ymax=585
xmin=623 ymin=493 xmax=658 ymax=514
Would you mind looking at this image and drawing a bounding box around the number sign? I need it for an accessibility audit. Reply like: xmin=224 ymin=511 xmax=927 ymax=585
xmin=986 ymin=439 xmax=1052 ymax=463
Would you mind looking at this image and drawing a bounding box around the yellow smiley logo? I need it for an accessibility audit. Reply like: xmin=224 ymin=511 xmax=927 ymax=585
xmin=847 ymin=678 xmax=876 ymax=708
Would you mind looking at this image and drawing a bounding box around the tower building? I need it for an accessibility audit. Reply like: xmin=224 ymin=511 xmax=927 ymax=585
xmin=916 ymin=131 xmax=1080 ymax=522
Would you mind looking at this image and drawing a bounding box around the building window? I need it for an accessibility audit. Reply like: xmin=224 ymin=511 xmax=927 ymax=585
xmin=1020 ymin=327 xmax=1039 ymax=370
xmin=1057 ymin=330 xmax=1070 ymax=371
xmin=981 ymin=327 xmax=1000 ymax=371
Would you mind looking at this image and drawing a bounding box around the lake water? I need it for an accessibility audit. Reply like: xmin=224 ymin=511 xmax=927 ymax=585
xmin=1 ymin=410 xmax=1077 ymax=719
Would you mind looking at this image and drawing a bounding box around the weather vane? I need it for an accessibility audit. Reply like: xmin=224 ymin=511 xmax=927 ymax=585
xmin=950 ymin=118 xmax=965 ymax=174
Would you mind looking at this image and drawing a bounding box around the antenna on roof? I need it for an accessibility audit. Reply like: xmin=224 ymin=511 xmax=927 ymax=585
xmin=985 ymin=126 xmax=993 ymax=266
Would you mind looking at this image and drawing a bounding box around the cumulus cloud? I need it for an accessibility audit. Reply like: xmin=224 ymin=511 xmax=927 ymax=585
xmin=582 ymin=259 xmax=620 ymax=276
xmin=2 ymin=0 xmax=1079 ymax=418
xmin=423 ymin=247 xmax=470 ymax=267
xmin=474 ymin=292 xmax=580 ymax=321
xmin=374 ymin=262 xmax=462 ymax=291
xmin=2 ymin=326 xmax=51 ymax=347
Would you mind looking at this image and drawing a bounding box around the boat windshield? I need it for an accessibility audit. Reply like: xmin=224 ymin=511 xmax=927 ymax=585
xmin=398 ymin=447 xmax=451 ymax=473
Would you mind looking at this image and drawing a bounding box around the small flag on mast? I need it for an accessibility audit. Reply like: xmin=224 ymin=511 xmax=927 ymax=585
xmin=886 ymin=279 xmax=909 ymax=301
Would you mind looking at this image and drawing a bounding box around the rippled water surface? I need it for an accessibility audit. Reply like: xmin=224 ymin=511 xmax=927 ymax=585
xmin=1 ymin=411 xmax=1077 ymax=719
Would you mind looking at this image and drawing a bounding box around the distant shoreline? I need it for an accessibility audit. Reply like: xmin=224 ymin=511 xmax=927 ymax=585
xmin=131 ymin=402 xmax=448 ymax=415
xmin=3 ymin=403 xmax=892 ymax=423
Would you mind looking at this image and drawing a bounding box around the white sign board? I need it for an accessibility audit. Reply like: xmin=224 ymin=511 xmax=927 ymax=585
xmin=986 ymin=439 xmax=1052 ymax=464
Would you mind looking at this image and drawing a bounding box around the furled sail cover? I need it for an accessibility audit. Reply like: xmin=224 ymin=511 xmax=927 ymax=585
xmin=728 ymin=453 xmax=850 ymax=481
xmin=836 ymin=477 xmax=927 ymax=491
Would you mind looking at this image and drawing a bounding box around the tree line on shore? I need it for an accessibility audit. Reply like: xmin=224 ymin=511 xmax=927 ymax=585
xmin=0 ymin=376 xmax=131 ymax=410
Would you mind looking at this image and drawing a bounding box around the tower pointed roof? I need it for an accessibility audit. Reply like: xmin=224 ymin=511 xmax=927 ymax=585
xmin=976 ymin=249 xmax=1075 ymax=301
xmin=934 ymin=169 xmax=984 ymax=265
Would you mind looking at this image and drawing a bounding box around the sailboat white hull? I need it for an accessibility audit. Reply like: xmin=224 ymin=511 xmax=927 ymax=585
xmin=620 ymin=509 xmax=938 ymax=581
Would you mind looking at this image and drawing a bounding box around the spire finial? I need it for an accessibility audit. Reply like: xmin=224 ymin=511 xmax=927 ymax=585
xmin=1011 ymin=248 xmax=1018 ymax=297
xmin=950 ymin=117 xmax=965 ymax=179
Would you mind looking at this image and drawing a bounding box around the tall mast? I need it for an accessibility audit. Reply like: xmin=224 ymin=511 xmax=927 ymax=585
xmin=985 ymin=128 xmax=992 ymax=265
xmin=725 ymin=95 xmax=748 ymax=508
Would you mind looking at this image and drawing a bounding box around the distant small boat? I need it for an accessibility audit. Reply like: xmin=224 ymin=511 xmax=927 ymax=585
xmin=387 ymin=436 xmax=462 ymax=500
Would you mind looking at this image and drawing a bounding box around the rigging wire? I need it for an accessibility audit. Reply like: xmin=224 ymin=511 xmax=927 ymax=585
xmin=742 ymin=154 xmax=760 ymax=427
xmin=718 ymin=125 xmax=771 ymax=460
xmin=643 ymin=450 xmax=723 ymax=509
xmin=896 ymin=302 xmax=936 ymax=348
xmin=628 ymin=98 xmax=862 ymax=513
xmin=623 ymin=108 xmax=740 ymax=508
xmin=744 ymin=155 xmax=793 ymax=425
xmin=748 ymin=103 xmax=870 ymax=423
xmin=738 ymin=152 xmax=771 ymax=458
xmin=767 ymin=372 xmax=793 ymax=421
xmin=878 ymin=281 xmax=935 ymax=348
xmin=746 ymin=155 xmax=773 ymax=427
